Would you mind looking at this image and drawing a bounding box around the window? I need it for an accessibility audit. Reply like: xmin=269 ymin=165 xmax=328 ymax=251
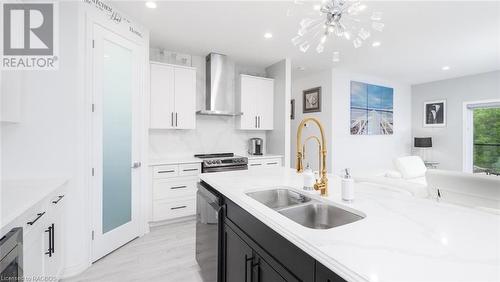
xmin=473 ymin=107 xmax=500 ymax=175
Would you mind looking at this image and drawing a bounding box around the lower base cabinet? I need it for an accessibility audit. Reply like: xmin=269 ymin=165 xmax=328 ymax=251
xmin=224 ymin=224 xmax=286 ymax=282
xmin=213 ymin=182 xmax=346 ymax=282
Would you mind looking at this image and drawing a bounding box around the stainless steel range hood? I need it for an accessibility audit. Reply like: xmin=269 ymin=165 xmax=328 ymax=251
xmin=196 ymin=53 xmax=242 ymax=116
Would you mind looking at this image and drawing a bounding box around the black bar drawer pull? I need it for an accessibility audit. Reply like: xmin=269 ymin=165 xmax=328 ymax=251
xmin=250 ymin=163 xmax=262 ymax=166
xmin=170 ymin=186 xmax=187 ymax=190
xmin=158 ymin=170 xmax=175 ymax=173
xmin=52 ymin=195 xmax=65 ymax=204
xmin=171 ymin=205 xmax=187 ymax=210
xmin=183 ymin=168 xmax=198 ymax=172
xmin=266 ymin=162 xmax=278 ymax=165
xmin=27 ymin=212 xmax=46 ymax=225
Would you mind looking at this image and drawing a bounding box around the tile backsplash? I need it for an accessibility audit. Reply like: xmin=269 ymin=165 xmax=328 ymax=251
xmin=149 ymin=115 xmax=266 ymax=158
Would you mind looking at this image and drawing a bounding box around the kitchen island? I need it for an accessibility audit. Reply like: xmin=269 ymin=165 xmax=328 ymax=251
xmin=200 ymin=167 xmax=500 ymax=282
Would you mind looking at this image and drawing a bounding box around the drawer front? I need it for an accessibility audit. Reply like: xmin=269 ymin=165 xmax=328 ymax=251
xmin=153 ymin=178 xmax=197 ymax=200
xmin=248 ymin=160 xmax=264 ymax=168
xmin=153 ymin=197 xmax=195 ymax=221
xmin=178 ymin=163 xmax=201 ymax=177
xmin=153 ymin=165 xmax=179 ymax=179
xmin=263 ymin=158 xmax=282 ymax=167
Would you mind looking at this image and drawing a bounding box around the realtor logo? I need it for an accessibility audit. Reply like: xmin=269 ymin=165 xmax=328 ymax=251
xmin=1 ymin=2 xmax=58 ymax=70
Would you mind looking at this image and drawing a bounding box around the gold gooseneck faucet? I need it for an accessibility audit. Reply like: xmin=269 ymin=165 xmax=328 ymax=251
xmin=296 ymin=117 xmax=328 ymax=197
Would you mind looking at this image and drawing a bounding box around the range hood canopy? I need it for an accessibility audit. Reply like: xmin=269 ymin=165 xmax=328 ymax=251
xmin=196 ymin=53 xmax=242 ymax=116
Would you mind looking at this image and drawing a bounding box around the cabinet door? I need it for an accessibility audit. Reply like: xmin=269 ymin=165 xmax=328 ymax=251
xmin=224 ymin=224 xmax=253 ymax=282
xmin=24 ymin=217 xmax=48 ymax=278
xmin=315 ymin=262 xmax=346 ymax=282
xmin=254 ymin=256 xmax=286 ymax=282
xmin=150 ymin=63 xmax=175 ymax=129
xmin=257 ymin=79 xmax=274 ymax=130
xmin=174 ymin=67 xmax=196 ymax=129
xmin=239 ymin=75 xmax=258 ymax=130
xmin=44 ymin=195 xmax=65 ymax=278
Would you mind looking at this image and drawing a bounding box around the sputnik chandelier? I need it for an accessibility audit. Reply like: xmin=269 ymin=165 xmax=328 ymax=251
xmin=292 ymin=0 xmax=384 ymax=62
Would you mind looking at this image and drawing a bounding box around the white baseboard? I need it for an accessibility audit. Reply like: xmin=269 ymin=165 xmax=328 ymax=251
xmin=60 ymin=261 xmax=92 ymax=279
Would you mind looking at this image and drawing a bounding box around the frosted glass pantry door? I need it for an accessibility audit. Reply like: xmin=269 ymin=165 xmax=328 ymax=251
xmin=91 ymin=24 xmax=142 ymax=261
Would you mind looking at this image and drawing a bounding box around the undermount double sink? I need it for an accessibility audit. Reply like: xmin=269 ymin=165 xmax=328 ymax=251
xmin=246 ymin=188 xmax=364 ymax=229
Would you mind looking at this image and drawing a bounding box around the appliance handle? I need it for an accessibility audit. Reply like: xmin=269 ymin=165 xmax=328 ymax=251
xmin=216 ymin=204 xmax=224 ymax=282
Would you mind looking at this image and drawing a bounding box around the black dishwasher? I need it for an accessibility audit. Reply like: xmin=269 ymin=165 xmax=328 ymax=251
xmin=196 ymin=182 xmax=223 ymax=282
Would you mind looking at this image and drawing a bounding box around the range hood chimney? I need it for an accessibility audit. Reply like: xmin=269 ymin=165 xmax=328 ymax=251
xmin=196 ymin=53 xmax=242 ymax=116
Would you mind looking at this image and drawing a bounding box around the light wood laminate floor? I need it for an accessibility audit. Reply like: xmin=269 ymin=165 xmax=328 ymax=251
xmin=66 ymin=219 xmax=204 ymax=282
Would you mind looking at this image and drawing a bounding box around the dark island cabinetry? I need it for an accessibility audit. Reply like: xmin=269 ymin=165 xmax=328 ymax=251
xmin=217 ymin=187 xmax=346 ymax=282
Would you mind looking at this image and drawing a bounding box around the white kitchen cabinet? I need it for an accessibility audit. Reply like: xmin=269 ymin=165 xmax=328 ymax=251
xmin=151 ymin=162 xmax=201 ymax=222
xmin=23 ymin=192 xmax=66 ymax=280
xmin=150 ymin=62 xmax=196 ymax=129
xmin=237 ymin=75 xmax=274 ymax=130
xmin=248 ymin=157 xmax=282 ymax=169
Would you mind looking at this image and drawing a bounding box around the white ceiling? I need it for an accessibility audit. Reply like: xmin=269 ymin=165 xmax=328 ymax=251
xmin=112 ymin=1 xmax=500 ymax=85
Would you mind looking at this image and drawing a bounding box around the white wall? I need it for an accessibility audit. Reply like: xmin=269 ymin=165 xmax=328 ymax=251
xmin=291 ymin=70 xmax=333 ymax=172
xmin=149 ymin=48 xmax=267 ymax=158
xmin=332 ymin=70 xmax=412 ymax=173
xmin=1 ymin=1 xmax=86 ymax=275
xmin=1 ymin=2 xmax=149 ymax=277
xmin=291 ymin=69 xmax=412 ymax=174
xmin=411 ymin=71 xmax=500 ymax=171
xmin=266 ymin=59 xmax=291 ymax=166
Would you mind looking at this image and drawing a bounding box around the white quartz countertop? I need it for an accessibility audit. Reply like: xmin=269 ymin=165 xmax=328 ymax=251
xmin=200 ymin=167 xmax=500 ymax=282
xmin=1 ymin=179 xmax=68 ymax=234
xmin=245 ymin=154 xmax=283 ymax=160
xmin=149 ymin=157 xmax=202 ymax=166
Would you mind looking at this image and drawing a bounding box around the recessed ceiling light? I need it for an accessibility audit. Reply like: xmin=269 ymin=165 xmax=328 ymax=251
xmin=442 ymin=66 xmax=450 ymax=71
xmin=264 ymin=32 xmax=273 ymax=39
xmin=313 ymin=4 xmax=321 ymax=11
xmin=372 ymin=41 xmax=381 ymax=47
xmin=145 ymin=1 xmax=157 ymax=9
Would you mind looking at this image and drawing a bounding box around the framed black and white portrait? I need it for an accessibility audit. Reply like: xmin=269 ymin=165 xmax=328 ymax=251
xmin=303 ymin=87 xmax=321 ymax=113
xmin=423 ymin=100 xmax=446 ymax=127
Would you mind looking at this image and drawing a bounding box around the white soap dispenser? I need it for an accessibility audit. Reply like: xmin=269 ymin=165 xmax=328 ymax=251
xmin=341 ymin=168 xmax=354 ymax=202
xmin=303 ymin=163 xmax=315 ymax=191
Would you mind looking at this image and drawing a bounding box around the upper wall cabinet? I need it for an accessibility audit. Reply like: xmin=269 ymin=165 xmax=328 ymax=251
xmin=237 ymin=74 xmax=274 ymax=130
xmin=150 ymin=62 xmax=196 ymax=129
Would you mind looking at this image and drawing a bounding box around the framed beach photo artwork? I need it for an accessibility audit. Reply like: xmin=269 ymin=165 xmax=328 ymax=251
xmin=350 ymin=81 xmax=394 ymax=135
xmin=303 ymin=87 xmax=321 ymax=113
xmin=423 ymin=100 xmax=446 ymax=127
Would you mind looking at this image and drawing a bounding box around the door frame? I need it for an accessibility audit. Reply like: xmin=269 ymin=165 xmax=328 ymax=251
xmin=83 ymin=13 xmax=148 ymax=264
xmin=462 ymin=99 xmax=500 ymax=172
xmin=90 ymin=23 xmax=142 ymax=261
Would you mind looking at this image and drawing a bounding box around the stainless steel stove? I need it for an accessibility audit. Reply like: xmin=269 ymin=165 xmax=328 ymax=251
xmin=194 ymin=153 xmax=248 ymax=173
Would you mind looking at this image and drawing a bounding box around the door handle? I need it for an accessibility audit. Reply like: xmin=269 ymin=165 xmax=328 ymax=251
xmin=45 ymin=224 xmax=54 ymax=257
xmin=171 ymin=112 xmax=174 ymax=127
xmin=252 ymin=258 xmax=261 ymax=282
xmin=255 ymin=116 xmax=258 ymax=128
xmin=27 ymin=212 xmax=45 ymax=225
xmin=175 ymin=112 xmax=178 ymax=127
xmin=245 ymin=255 xmax=254 ymax=282
xmin=52 ymin=195 xmax=64 ymax=204
xmin=131 ymin=162 xmax=142 ymax=169
xmin=258 ymin=116 xmax=261 ymax=128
